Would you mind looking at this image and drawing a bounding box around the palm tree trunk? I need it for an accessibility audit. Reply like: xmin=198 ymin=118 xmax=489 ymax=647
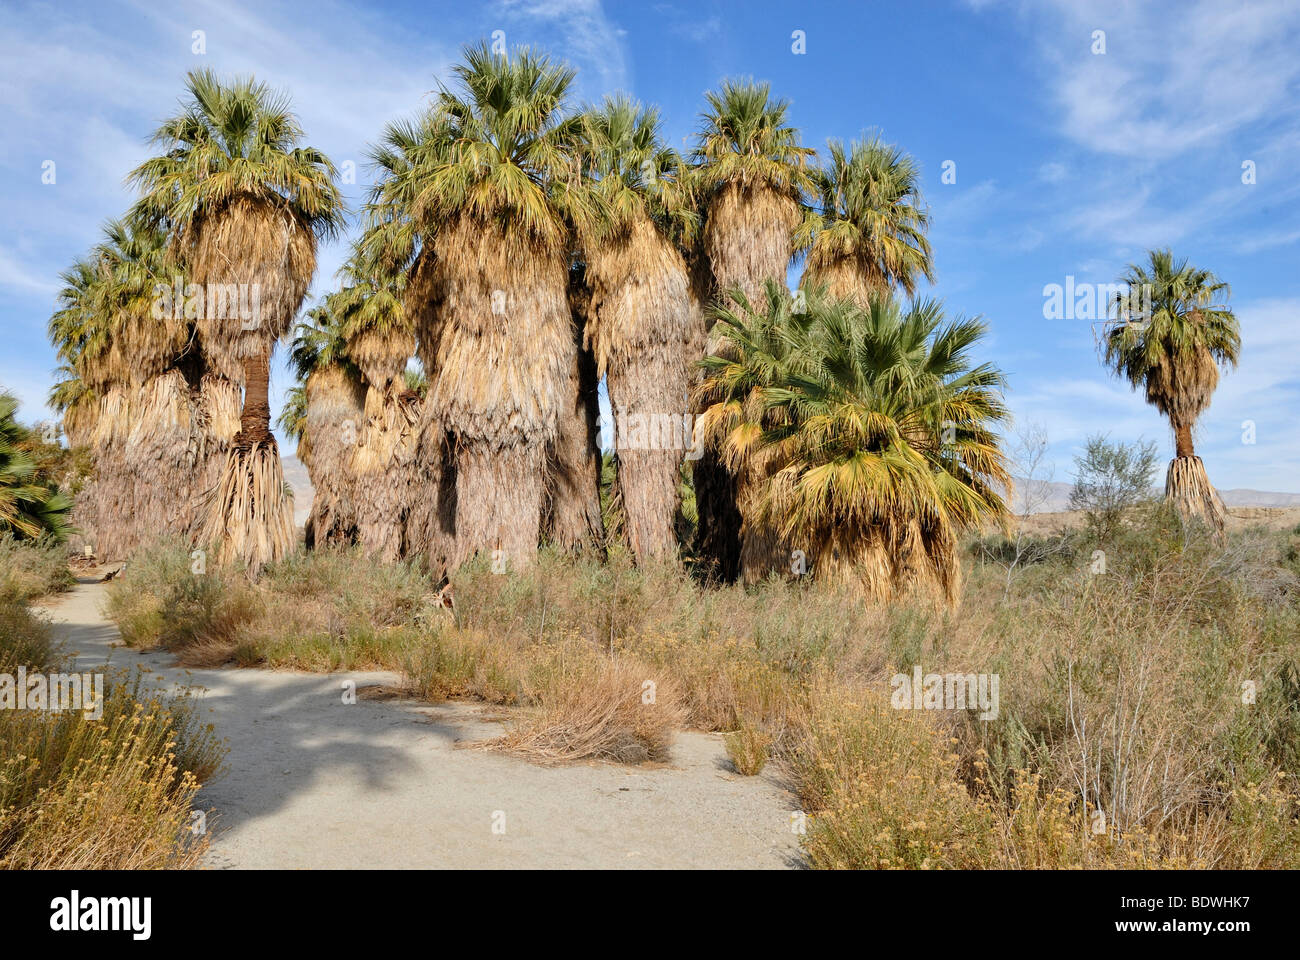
xmin=237 ymin=349 xmax=273 ymax=446
xmin=1165 ymin=456 xmax=1226 ymax=536
xmin=448 ymin=442 xmax=545 ymax=571
xmin=198 ymin=345 xmax=295 ymax=576
xmin=1166 ymin=415 xmax=1225 ymax=535
xmin=543 ymin=324 xmax=603 ymax=553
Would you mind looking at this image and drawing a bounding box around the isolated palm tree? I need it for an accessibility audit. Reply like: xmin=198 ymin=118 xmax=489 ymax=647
xmin=691 ymin=79 xmax=815 ymax=581
xmin=376 ymin=42 xmax=589 ymax=571
xmin=1104 ymin=249 xmax=1240 ymax=534
xmin=130 ymin=69 xmax=344 ymax=575
xmin=797 ymin=134 xmax=933 ymax=303
xmin=0 ymin=393 xmax=73 ymax=542
xmin=574 ymin=95 xmax=699 ymax=562
xmin=285 ymin=298 xmax=366 ymax=548
xmin=697 ymin=285 xmax=1011 ymax=601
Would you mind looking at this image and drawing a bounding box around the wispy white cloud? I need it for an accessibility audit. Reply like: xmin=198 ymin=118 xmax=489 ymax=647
xmin=1036 ymin=0 xmax=1300 ymax=160
xmin=1037 ymin=161 xmax=1067 ymax=183
xmin=496 ymin=0 xmax=630 ymax=96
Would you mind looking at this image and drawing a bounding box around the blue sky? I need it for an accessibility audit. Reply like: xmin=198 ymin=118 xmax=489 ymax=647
xmin=3 ymin=0 xmax=1298 ymax=491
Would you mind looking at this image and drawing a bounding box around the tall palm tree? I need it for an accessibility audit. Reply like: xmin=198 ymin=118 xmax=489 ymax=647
xmin=129 ymin=69 xmax=344 ymax=575
xmin=48 ymin=221 xmax=199 ymax=558
xmin=1104 ymin=249 xmax=1240 ymax=534
xmin=573 ymin=95 xmax=699 ymax=562
xmin=354 ymin=120 xmax=441 ymax=562
xmin=285 ymin=297 xmax=366 ymax=548
xmin=697 ymin=284 xmax=1011 ymax=601
xmin=374 ymin=42 xmax=590 ymax=571
xmin=797 ymin=134 xmax=933 ymax=303
xmin=333 ymin=247 xmax=424 ymax=561
xmin=692 ymin=79 xmax=815 ymax=581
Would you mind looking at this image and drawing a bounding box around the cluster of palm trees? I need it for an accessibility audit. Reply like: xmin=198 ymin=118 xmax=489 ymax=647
xmin=280 ymin=43 xmax=986 ymax=597
xmin=49 ymin=70 xmax=342 ymax=572
xmin=47 ymin=41 xmax=1242 ymax=597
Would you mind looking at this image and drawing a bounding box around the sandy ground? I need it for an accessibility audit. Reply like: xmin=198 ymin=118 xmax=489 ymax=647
xmin=42 ymin=582 xmax=803 ymax=870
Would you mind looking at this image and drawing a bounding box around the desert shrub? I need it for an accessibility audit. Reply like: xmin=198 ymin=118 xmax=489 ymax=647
xmin=106 ymin=540 xmax=259 ymax=653
xmin=0 ymin=535 xmax=73 ymax=603
xmin=106 ymin=541 xmax=431 ymax=668
xmin=0 ymin=600 xmax=58 ymax=672
xmin=0 ymin=580 xmax=225 ymax=869
xmin=786 ymin=682 xmax=997 ymax=869
xmin=0 ymin=669 xmax=224 ymax=869
xmin=968 ymin=531 xmax=1077 ymax=568
xmin=1068 ymin=435 xmax=1159 ymax=542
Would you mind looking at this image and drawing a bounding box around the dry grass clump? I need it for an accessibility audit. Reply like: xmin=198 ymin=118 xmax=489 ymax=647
xmin=107 ymin=540 xmax=432 ymax=670
xmin=0 ymin=535 xmax=74 ymax=604
xmin=479 ymin=660 xmax=685 ymax=766
xmin=0 ymin=590 xmax=225 ymax=869
xmin=724 ymin=718 xmax=773 ymax=775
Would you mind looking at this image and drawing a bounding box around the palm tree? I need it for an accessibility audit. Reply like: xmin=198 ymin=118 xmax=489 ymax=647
xmin=47 ymin=221 xmax=200 ymax=559
xmin=694 ymin=79 xmax=814 ymax=304
xmin=129 ymin=69 xmax=344 ymax=575
xmin=352 ymin=120 xmax=441 ymax=562
xmin=696 ymin=284 xmax=1011 ymax=601
xmin=691 ymin=79 xmax=815 ymax=581
xmin=285 ymin=297 xmax=366 ymax=548
xmin=374 ymin=42 xmax=589 ymax=571
xmin=1104 ymin=249 xmax=1240 ymax=534
xmin=797 ymin=134 xmax=933 ymax=303
xmin=0 ymin=393 xmax=73 ymax=542
xmin=48 ymin=365 xmax=95 ymax=450
xmin=333 ymin=247 xmax=425 ymax=562
xmin=573 ymin=95 xmax=699 ymax=562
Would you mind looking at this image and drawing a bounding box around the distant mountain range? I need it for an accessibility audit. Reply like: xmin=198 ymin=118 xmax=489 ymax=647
xmin=280 ymin=455 xmax=1300 ymax=527
xmin=1009 ymin=478 xmax=1300 ymax=513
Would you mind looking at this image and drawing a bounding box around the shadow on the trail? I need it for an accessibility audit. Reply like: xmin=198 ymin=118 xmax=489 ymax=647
xmin=51 ymin=582 xmax=477 ymax=861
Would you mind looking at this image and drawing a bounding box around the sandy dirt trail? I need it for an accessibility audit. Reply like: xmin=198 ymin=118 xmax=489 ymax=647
xmin=43 ymin=581 xmax=803 ymax=869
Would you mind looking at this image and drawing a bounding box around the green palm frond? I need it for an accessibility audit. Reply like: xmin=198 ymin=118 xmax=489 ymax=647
xmin=574 ymin=94 xmax=698 ymax=248
xmin=0 ymin=392 xmax=74 ymax=542
xmin=1102 ymin=248 xmax=1240 ymax=428
xmin=693 ymin=79 xmax=816 ymax=197
xmin=696 ymin=284 xmax=1010 ymax=597
xmin=797 ymin=133 xmax=934 ymax=296
xmin=128 ymin=68 xmax=345 ymax=243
